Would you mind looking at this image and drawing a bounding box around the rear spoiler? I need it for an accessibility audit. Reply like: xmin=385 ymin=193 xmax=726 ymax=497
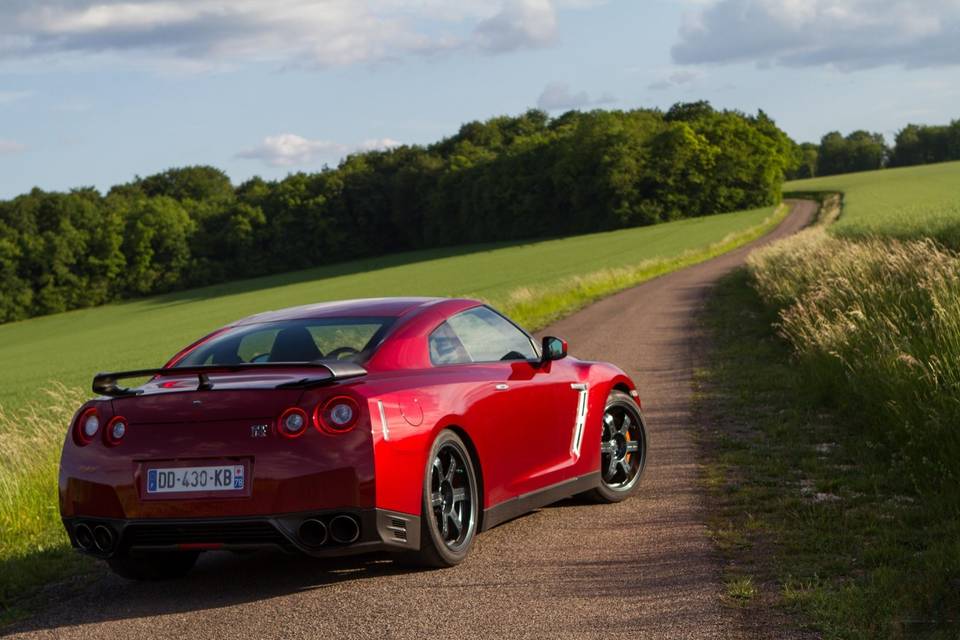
xmin=92 ymin=361 xmax=368 ymax=398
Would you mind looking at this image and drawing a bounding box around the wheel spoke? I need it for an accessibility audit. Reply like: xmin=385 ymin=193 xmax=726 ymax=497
xmin=618 ymin=413 xmax=632 ymax=436
xmin=444 ymin=455 xmax=458 ymax=483
xmin=431 ymin=492 xmax=443 ymax=508
xmin=624 ymin=441 xmax=640 ymax=453
xmin=440 ymin=511 xmax=449 ymax=538
xmin=600 ymin=440 xmax=617 ymax=455
xmin=605 ymin=452 xmax=618 ymax=479
xmin=618 ymin=459 xmax=632 ymax=479
xmin=451 ymin=487 xmax=466 ymax=505
xmin=448 ymin=510 xmax=462 ymax=538
xmin=432 ymin=458 xmax=443 ymax=484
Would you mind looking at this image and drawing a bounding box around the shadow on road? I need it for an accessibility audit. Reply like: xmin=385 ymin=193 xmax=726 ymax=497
xmin=6 ymin=505 xmax=569 ymax=635
xmin=6 ymin=549 xmax=416 ymax=634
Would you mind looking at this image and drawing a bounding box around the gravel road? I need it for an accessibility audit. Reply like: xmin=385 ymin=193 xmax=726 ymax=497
xmin=5 ymin=200 xmax=817 ymax=640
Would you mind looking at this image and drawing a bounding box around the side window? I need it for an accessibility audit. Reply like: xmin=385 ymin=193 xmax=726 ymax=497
xmin=429 ymin=321 xmax=471 ymax=365
xmin=444 ymin=307 xmax=537 ymax=363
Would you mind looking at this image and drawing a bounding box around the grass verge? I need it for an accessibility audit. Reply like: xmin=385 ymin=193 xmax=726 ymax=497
xmin=492 ymin=202 xmax=789 ymax=329
xmin=697 ymin=268 xmax=960 ymax=639
xmin=0 ymin=202 xmax=791 ymax=624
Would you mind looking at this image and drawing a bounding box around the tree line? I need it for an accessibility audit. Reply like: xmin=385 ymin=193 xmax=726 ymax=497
xmin=787 ymin=119 xmax=960 ymax=178
xmin=4 ymin=103 xmax=956 ymax=323
xmin=0 ymin=102 xmax=798 ymax=323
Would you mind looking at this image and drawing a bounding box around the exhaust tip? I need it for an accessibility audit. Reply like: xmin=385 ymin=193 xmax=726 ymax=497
xmin=74 ymin=523 xmax=94 ymax=551
xmin=298 ymin=518 xmax=329 ymax=547
xmin=93 ymin=524 xmax=116 ymax=554
xmin=329 ymin=515 xmax=360 ymax=545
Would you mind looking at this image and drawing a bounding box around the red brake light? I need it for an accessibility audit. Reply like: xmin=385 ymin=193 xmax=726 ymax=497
xmin=278 ymin=407 xmax=308 ymax=438
xmin=73 ymin=407 xmax=99 ymax=446
xmin=104 ymin=416 xmax=128 ymax=446
xmin=314 ymin=396 xmax=360 ymax=434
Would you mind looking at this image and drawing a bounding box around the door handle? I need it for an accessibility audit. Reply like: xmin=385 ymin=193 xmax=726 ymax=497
xmin=494 ymin=383 xmax=510 ymax=391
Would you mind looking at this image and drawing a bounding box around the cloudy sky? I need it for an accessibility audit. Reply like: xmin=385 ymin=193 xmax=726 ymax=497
xmin=1 ymin=0 xmax=959 ymax=197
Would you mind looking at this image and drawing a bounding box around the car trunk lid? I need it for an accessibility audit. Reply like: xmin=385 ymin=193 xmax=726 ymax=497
xmin=111 ymin=372 xmax=311 ymax=424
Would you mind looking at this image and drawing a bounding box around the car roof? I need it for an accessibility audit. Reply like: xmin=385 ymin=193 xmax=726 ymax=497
xmin=233 ymin=297 xmax=467 ymax=325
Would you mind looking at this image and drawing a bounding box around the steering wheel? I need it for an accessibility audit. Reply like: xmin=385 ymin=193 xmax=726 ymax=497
xmin=325 ymin=346 xmax=360 ymax=360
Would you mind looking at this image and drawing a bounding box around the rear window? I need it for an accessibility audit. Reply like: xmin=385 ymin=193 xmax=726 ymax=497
xmin=175 ymin=317 xmax=395 ymax=366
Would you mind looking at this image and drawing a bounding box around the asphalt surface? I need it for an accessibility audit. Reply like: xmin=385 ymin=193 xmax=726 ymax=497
xmin=6 ymin=200 xmax=816 ymax=640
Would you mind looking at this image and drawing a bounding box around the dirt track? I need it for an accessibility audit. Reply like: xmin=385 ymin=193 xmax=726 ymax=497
xmin=6 ymin=200 xmax=816 ymax=640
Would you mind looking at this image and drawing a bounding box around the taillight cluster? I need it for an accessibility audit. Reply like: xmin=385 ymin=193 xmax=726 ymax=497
xmin=73 ymin=407 xmax=128 ymax=446
xmin=277 ymin=397 xmax=361 ymax=438
xmin=277 ymin=407 xmax=309 ymax=439
xmin=104 ymin=416 xmax=128 ymax=446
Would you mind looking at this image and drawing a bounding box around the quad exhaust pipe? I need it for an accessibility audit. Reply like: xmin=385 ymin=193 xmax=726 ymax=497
xmin=74 ymin=523 xmax=95 ymax=551
xmin=297 ymin=518 xmax=329 ymax=547
xmin=329 ymin=515 xmax=360 ymax=545
xmin=297 ymin=514 xmax=360 ymax=547
xmin=93 ymin=525 xmax=116 ymax=553
xmin=74 ymin=522 xmax=116 ymax=554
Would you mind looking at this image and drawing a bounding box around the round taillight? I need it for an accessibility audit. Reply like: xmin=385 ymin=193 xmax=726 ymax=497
xmin=105 ymin=416 xmax=127 ymax=445
xmin=74 ymin=408 xmax=99 ymax=445
xmin=315 ymin=396 xmax=360 ymax=433
xmin=329 ymin=403 xmax=354 ymax=427
xmin=278 ymin=408 xmax=308 ymax=438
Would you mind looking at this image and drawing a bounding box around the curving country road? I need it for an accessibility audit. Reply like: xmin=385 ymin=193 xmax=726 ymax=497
xmin=6 ymin=200 xmax=816 ymax=640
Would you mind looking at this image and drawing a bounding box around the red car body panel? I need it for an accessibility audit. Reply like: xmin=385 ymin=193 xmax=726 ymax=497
xmin=59 ymin=297 xmax=639 ymax=557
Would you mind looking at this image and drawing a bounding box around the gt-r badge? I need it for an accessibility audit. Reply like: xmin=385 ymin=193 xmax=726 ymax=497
xmin=250 ymin=424 xmax=269 ymax=438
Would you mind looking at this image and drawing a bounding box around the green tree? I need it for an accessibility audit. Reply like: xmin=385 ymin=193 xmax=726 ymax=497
xmin=118 ymin=196 xmax=195 ymax=295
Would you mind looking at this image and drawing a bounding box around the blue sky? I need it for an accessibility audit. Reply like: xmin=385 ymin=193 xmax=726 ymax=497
xmin=1 ymin=0 xmax=959 ymax=198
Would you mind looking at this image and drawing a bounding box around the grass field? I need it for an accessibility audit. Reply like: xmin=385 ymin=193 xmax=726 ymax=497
xmin=786 ymin=159 xmax=960 ymax=247
xmin=0 ymin=204 xmax=781 ymax=414
xmin=699 ymin=271 xmax=960 ymax=639
xmin=705 ymin=162 xmax=960 ymax=637
xmin=0 ymin=202 xmax=786 ymax=620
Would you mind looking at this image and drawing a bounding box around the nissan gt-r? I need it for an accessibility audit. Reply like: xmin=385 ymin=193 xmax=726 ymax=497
xmin=59 ymin=297 xmax=647 ymax=578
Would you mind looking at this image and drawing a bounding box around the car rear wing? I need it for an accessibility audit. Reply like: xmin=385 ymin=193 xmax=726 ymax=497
xmin=92 ymin=361 xmax=368 ymax=397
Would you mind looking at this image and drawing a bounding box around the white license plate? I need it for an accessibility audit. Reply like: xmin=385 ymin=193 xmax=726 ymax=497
xmin=146 ymin=465 xmax=245 ymax=494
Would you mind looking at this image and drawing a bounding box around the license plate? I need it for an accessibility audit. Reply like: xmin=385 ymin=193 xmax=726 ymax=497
xmin=146 ymin=465 xmax=245 ymax=494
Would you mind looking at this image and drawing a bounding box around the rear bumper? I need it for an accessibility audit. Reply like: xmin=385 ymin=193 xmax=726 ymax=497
xmin=62 ymin=508 xmax=420 ymax=559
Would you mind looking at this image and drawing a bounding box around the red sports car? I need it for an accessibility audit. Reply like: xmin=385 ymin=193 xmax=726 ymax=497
xmin=60 ymin=297 xmax=647 ymax=578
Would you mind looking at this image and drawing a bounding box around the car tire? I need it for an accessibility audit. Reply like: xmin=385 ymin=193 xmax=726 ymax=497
xmin=107 ymin=550 xmax=199 ymax=580
xmin=406 ymin=429 xmax=480 ymax=568
xmin=583 ymin=390 xmax=647 ymax=503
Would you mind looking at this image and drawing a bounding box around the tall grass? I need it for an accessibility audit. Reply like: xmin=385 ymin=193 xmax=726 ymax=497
xmin=0 ymin=384 xmax=82 ymax=553
xmin=747 ymin=225 xmax=960 ymax=490
xmin=0 ymin=385 xmax=96 ymax=616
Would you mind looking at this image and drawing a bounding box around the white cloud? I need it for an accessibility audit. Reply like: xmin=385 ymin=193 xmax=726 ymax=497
xmin=475 ymin=0 xmax=557 ymax=52
xmin=0 ymin=140 xmax=26 ymax=154
xmin=237 ymin=133 xmax=401 ymax=167
xmin=536 ymin=81 xmax=615 ymax=110
xmin=0 ymin=0 xmax=591 ymax=69
xmin=672 ymin=0 xmax=960 ymax=70
xmin=647 ymin=69 xmax=702 ymax=90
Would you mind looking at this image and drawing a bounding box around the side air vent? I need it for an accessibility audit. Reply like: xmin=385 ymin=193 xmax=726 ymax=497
xmin=388 ymin=518 xmax=407 ymax=541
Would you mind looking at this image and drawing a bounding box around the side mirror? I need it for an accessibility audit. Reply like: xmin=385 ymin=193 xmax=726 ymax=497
xmin=541 ymin=336 xmax=568 ymax=362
